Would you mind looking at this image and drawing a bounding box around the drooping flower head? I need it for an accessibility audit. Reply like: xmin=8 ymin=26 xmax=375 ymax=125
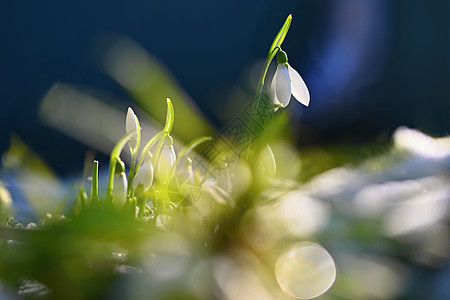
xmin=270 ymin=50 xmax=310 ymax=110
xmin=133 ymin=151 xmax=154 ymax=192
xmin=157 ymin=135 xmax=177 ymax=185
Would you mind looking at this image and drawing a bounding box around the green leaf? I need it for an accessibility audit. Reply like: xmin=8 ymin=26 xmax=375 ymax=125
xmin=106 ymin=130 xmax=138 ymax=202
xmin=90 ymin=160 xmax=99 ymax=206
xmin=255 ymin=14 xmax=293 ymax=98
xmin=176 ymin=136 xmax=212 ymax=165
xmin=136 ymin=130 xmax=164 ymax=174
xmin=163 ymin=98 xmax=175 ymax=134
xmin=269 ymin=14 xmax=292 ymax=56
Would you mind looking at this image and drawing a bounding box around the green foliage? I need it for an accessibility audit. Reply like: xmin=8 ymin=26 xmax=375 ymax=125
xmin=269 ymin=14 xmax=292 ymax=57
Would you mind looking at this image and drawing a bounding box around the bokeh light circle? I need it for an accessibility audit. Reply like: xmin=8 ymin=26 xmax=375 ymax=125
xmin=276 ymin=242 xmax=336 ymax=299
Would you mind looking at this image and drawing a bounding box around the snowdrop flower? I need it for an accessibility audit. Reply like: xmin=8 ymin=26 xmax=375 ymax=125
xmin=270 ymin=50 xmax=310 ymax=110
xmin=157 ymin=136 xmax=177 ymax=184
xmin=113 ymin=159 xmax=128 ymax=207
xmin=126 ymin=107 xmax=140 ymax=152
xmin=133 ymin=152 xmax=154 ymax=191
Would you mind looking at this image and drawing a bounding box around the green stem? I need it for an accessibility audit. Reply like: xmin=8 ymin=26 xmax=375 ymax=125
xmin=136 ymin=131 xmax=164 ymax=174
xmin=256 ymin=48 xmax=279 ymax=100
xmin=247 ymin=48 xmax=278 ymax=148
xmin=106 ymin=130 xmax=138 ymax=203
xmin=135 ymin=185 xmax=146 ymax=219
xmin=163 ymin=98 xmax=174 ymax=134
xmin=160 ymin=183 xmax=169 ymax=215
xmin=176 ymin=136 xmax=212 ymax=166
xmin=91 ymin=160 xmax=99 ymax=206
xmin=77 ymin=186 xmax=88 ymax=214
xmin=127 ymin=152 xmax=137 ymax=197
xmin=134 ymin=98 xmax=174 ymax=182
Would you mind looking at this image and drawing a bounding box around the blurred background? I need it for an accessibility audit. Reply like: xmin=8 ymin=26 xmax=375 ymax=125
xmin=1 ymin=0 xmax=449 ymax=176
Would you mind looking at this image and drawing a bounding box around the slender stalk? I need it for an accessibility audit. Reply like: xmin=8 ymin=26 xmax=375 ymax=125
xmin=127 ymin=153 xmax=137 ymax=197
xmin=106 ymin=130 xmax=138 ymax=203
xmin=160 ymin=183 xmax=169 ymax=215
xmin=255 ymin=48 xmax=278 ymax=102
xmin=90 ymin=160 xmax=99 ymax=206
xmin=78 ymin=186 xmax=88 ymax=212
xmin=136 ymin=131 xmax=163 ymax=174
xmin=135 ymin=185 xmax=146 ymax=219
xmin=177 ymin=136 xmax=212 ymax=164
xmin=163 ymin=98 xmax=174 ymax=134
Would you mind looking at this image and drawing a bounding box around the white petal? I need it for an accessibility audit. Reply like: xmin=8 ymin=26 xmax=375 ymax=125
xmin=126 ymin=107 xmax=139 ymax=134
xmin=288 ymin=65 xmax=310 ymax=107
xmin=270 ymin=73 xmax=281 ymax=106
xmin=126 ymin=107 xmax=139 ymax=149
xmin=133 ymin=159 xmax=154 ymax=190
xmin=113 ymin=173 xmax=128 ymax=206
xmin=275 ymin=64 xmax=292 ymax=107
xmin=157 ymin=145 xmax=176 ymax=184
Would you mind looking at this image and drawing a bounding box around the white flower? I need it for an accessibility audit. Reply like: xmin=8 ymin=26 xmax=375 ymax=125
xmin=113 ymin=172 xmax=128 ymax=207
xmin=157 ymin=136 xmax=177 ymax=184
xmin=270 ymin=50 xmax=310 ymax=109
xmin=126 ymin=107 xmax=139 ymax=151
xmin=113 ymin=159 xmax=128 ymax=206
xmin=133 ymin=152 xmax=154 ymax=191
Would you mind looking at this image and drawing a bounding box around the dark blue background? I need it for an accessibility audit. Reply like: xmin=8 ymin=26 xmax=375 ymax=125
xmin=1 ymin=0 xmax=449 ymax=174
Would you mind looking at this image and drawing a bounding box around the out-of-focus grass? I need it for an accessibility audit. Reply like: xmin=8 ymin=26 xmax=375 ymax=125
xmin=1 ymin=126 xmax=449 ymax=299
xmin=298 ymin=142 xmax=391 ymax=182
xmin=101 ymin=36 xmax=215 ymax=143
xmin=3 ymin=27 xmax=449 ymax=299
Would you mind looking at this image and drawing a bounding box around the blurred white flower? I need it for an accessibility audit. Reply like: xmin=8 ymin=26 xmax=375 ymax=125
xmin=270 ymin=50 xmax=309 ymax=109
xmin=113 ymin=172 xmax=128 ymax=207
xmin=133 ymin=152 xmax=154 ymax=191
xmin=113 ymin=159 xmax=128 ymax=206
xmin=157 ymin=136 xmax=177 ymax=184
xmin=0 ymin=181 xmax=12 ymax=211
xmin=393 ymin=127 xmax=450 ymax=159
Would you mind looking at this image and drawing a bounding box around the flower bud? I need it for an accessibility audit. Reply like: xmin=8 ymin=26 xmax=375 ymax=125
xmin=133 ymin=152 xmax=154 ymax=191
xmin=157 ymin=136 xmax=176 ymax=184
xmin=113 ymin=159 xmax=128 ymax=207
xmin=113 ymin=173 xmax=128 ymax=207
xmin=126 ymin=107 xmax=139 ymax=151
